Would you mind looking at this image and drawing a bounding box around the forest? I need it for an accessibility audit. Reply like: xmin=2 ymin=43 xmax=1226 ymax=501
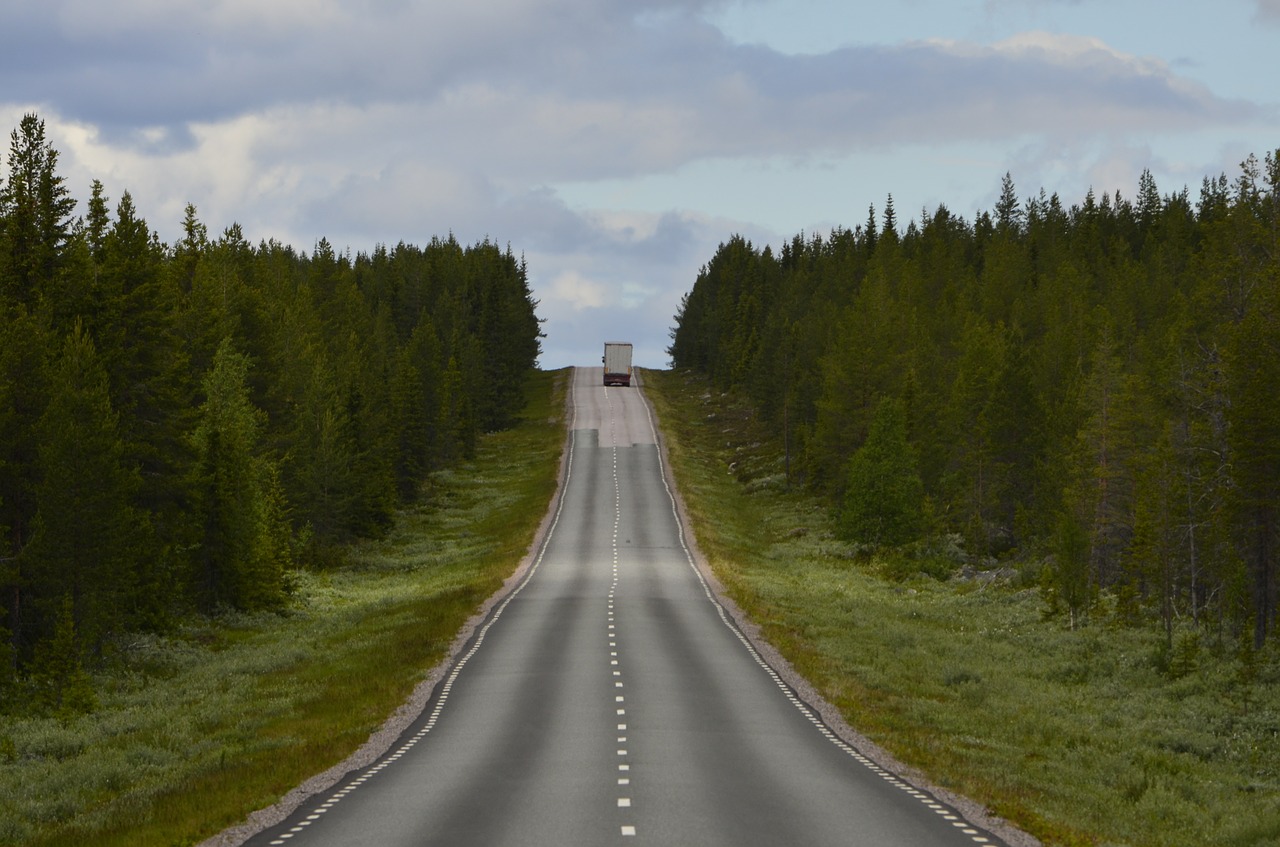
xmin=0 ymin=115 xmax=543 ymax=714
xmin=668 ymin=153 xmax=1280 ymax=651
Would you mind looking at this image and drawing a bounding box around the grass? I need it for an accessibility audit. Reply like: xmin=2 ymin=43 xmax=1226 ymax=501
xmin=642 ymin=367 xmax=1280 ymax=847
xmin=0 ymin=368 xmax=568 ymax=847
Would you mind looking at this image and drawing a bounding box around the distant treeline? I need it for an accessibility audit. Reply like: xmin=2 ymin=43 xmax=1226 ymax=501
xmin=0 ymin=114 xmax=542 ymax=708
xmin=668 ymin=155 xmax=1280 ymax=648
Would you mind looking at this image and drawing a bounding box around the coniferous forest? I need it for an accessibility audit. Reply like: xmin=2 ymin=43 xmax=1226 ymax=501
xmin=0 ymin=115 xmax=542 ymax=708
xmin=669 ymin=153 xmax=1280 ymax=651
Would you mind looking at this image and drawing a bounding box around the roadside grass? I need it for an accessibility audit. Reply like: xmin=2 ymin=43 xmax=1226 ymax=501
xmin=642 ymin=367 xmax=1280 ymax=847
xmin=0 ymin=368 xmax=568 ymax=847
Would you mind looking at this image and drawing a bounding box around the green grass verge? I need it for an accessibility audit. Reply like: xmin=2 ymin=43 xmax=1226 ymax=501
xmin=0 ymin=368 xmax=568 ymax=847
xmin=642 ymin=367 xmax=1280 ymax=847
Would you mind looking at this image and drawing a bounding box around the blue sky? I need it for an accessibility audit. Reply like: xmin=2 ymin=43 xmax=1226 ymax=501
xmin=2 ymin=0 xmax=1277 ymax=369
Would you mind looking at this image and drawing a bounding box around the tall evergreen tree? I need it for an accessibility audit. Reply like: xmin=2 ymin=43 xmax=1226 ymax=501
xmin=942 ymin=317 xmax=1012 ymax=556
xmin=0 ymin=114 xmax=76 ymax=309
xmin=24 ymin=322 xmax=146 ymax=652
xmin=839 ymin=397 xmax=924 ymax=548
xmin=84 ymin=179 xmax=111 ymax=263
xmin=0 ymin=309 xmax=51 ymax=658
xmin=1046 ymin=509 xmax=1093 ymax=630
xmin=29 ymin=594 xmax=97 ymax=717
xmin=189 ymin=339 xmax=290 ymax=611
xmin=98 ymin=191 xmax=194 ymax=601
xmin=1225 ymin=293 xmax=1280 ymax=647
xmin=995 ymin=172 xmax=1023 ymax=236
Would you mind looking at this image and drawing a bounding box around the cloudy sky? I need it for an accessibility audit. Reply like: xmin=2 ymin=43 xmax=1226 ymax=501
xmin=3 ymin=0 xmax=1277 ymax=368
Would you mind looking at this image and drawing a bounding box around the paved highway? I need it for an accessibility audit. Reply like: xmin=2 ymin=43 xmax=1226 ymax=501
xmin=241 ymin=367 xmax=1011 ymax=847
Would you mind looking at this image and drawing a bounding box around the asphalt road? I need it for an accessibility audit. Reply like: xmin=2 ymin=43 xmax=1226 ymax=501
xmin=242 ymin=367 xmax=1010 ymax=847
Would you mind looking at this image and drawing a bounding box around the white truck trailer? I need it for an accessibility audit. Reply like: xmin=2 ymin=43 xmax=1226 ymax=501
xmin=602 ymin=342 xmax=633 ymax=386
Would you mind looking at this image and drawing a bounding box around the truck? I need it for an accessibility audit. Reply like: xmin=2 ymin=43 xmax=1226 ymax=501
xmin=602 ymin=342 xmax=633 ymax=387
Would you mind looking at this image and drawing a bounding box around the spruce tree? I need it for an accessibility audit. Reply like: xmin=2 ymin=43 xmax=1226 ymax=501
xmin=390 ymin=348 xmax=429 ymax=499
xmin=0 ymin=308 xmax=51 ymax=659
xmin=189 ymin=338 xmax=289 ymax=611
xmin=98 ymin=192 xmax=193 ymax=628
xmin=1045 ymin=510 xmax=1093 ymax=630
xmin=25 ymin=321 xmax=146 ymax=650
xmin=942 ymin=317 xmax=1010 ymax=556
xmin=840 ymin=397 xmax=924 ymax=548
xmin=0 ymin=114 xmax=76 ymax=308
xmin=1225 ymin=295 xmax=1280 ymax=647
xmin=29 ymin=594 xmax=97 ymax=718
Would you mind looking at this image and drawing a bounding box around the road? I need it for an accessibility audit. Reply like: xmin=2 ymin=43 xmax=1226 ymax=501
xmin=242 ymin=367 xmax=1010 ymax=847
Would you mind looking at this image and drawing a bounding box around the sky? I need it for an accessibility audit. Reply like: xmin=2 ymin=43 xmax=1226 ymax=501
xmin=2 ymin=0 xmax=1277 ymax=369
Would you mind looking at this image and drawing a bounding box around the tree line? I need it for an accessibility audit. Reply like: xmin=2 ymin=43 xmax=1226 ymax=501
xmin=0 ymin=114 xmax=543 ymax=711
xmin=668 ymin=156 xmax=1280 ymax=649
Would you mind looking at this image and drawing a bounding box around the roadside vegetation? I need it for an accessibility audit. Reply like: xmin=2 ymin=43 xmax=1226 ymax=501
xmin=0 ymin=368 xmax=566 ymax=847
xmin=644 ymin=367 xmax=1280 ymax=847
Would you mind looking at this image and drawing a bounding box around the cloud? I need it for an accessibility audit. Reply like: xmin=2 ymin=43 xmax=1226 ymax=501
xmin=4 ymin=3 xmax=1252 ymax=166
xmin=3 ymin=2 xmax=1266 ymax=367
xmin=1256 ymin=0 xmax=1280 ymax=22
xmin=549 ymin=271 xmax=609 ymax=311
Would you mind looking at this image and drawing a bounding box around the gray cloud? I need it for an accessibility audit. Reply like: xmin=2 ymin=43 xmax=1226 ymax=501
xmin=3 ymin=2 xmax=1252 ymax=163
xmin=2 ymin=0 xmax=1266 ymax=368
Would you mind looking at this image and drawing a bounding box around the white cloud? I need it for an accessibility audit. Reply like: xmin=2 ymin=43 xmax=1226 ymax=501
xmin=3 ymin=1 xmax=1272 ymax=369
xmin=549 ymin=271 xmax=609 ymax=311
xmin=7 ymin=2 xmax=1253 ymax=161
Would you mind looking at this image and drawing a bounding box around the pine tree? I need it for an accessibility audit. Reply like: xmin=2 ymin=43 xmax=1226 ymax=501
xmin=84 ymin=179 xmax=110 ymax=263
xmin=881 ymin=195 xmax=899 ymax=244
xmin=441 ymin=353 xmax=476 ymax=461
xmin=24 ymin=321 xmax=146 ymax=650
xmin=29 ymin=594 xmax=97 ymax=718
xmin=286 ymin=349 xmax=361 ymax=546
xmin=189 ymin=338 xmax=290 ymax=611
xmin=98 ymin=192 xmax=194 ymax=614
xmin=1045 ymin=509 xmax=1092 ymax=630
xmin=811 ymin=266 xmax=898 ymax=492
xmin=390 ymin=348 xmax=430 ymax=499
xmin=942 ymin=317 xmax=1011 ymax=556
xmin=173 ymin=203 xmax=208 ymax=294
xmin=839 ymin=397 xmax=924 ymax=548
xmin=0 ymin=308 xmax=51 ymax=660
xmin=1225 ymin=294 xmax=1280 ymax=647
xmin=0 ymin=114 xmax=77 ymax=309
xmin=995 ymin=172 xmax=1023 ymax=236
xmin=1130 ymin=424 xmax=1182 ymax=639
xmin=1066 ymin=324 xmax=1152 ymax=588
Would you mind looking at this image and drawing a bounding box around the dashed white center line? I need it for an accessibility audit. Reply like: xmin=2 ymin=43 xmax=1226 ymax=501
xmin=604 ymin=397 xmax=639 ymax=840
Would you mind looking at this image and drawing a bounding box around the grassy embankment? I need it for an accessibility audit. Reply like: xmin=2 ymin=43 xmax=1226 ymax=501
xmin=642 ymin=367 xmax=1280 ymax=847
xmin=0 ymin=368 xmax=569 ymax=847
